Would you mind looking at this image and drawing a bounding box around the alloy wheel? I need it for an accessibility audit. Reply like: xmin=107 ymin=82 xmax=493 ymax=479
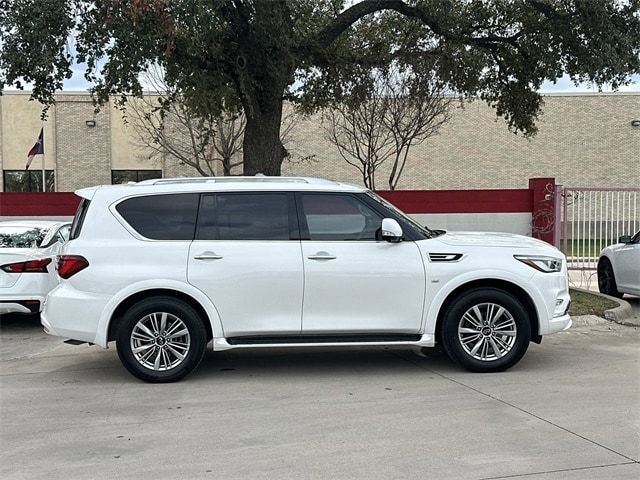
xmin=130 ymin=312 xmax=191 ymax=371
xmin=457 ymin=303 xmax=517 ymax=362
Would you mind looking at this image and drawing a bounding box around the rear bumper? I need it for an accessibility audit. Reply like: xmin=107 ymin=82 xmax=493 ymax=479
xmin=0 ymin=296 xmax=44 ymax=314
xmin=41 ymin=284 xmax=110 ymax=345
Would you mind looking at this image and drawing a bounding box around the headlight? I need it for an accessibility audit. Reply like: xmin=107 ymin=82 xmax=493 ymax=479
xmin=514 ymin=255 xmax=563 ymax=273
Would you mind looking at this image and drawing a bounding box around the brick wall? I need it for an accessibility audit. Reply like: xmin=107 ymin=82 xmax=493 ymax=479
xmin=54 ymin=96 xmax=111 ymax=191
xmin=1 ymin=92 xmax=639 ymax=191
xmin=283 ymin=94 xmax=640 ymax=189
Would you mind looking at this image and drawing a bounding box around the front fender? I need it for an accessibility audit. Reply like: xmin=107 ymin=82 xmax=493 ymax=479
xmin=94 ymin=279 xmax=225 ymax=347
xmin=422 ymin=268 xmax=545 ymax=336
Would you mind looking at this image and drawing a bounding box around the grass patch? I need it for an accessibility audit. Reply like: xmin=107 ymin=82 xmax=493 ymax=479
xmin=569 ymin=289 xmax=619 ymax=317
xmin=563 ymin=239 xmax=605 ymax=258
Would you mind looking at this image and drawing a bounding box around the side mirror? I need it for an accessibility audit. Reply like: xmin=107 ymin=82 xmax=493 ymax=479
xmin=381 ymin=218 xmax=403 ymax=242
xmin=619 ymin=235 xmax=632 ymax=244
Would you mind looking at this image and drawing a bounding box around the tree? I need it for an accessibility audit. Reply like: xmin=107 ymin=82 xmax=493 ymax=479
xmin=325 ymin=87 xmax=393 ymax=190
xmin=2 ymin=1 xmax=639 ymax=176
xmin=128 ymin=68 xmax=245 ymax=176
xmin=326 ymin=70 xmax=451 ymax=190
xmin=132 ymin=100 xmax=245 ymax=176
xmin=128 ymin=68 xmax=303 ymax=176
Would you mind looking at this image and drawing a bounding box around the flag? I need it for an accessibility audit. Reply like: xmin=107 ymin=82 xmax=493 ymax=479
xmin=25 ymin=127 xmax=44 ymax=170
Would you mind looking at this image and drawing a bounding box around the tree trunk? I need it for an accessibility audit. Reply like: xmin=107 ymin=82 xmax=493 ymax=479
xmin=242 ymin=103 xmax=285 ymax=176
xmin=222 ymin=156 xmax=232 ymax=176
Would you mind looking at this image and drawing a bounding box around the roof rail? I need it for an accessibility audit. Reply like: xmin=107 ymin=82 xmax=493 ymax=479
xmin=136 ymin=176 xmax=337 ymax=186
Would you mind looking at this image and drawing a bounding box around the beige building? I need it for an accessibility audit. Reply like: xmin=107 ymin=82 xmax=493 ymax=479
xmin=0 ymin=91 xmax=638 ymax=192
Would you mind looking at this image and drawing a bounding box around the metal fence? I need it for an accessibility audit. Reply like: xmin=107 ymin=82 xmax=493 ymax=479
xmin=561 ymin=187 xmax=640 ymax=270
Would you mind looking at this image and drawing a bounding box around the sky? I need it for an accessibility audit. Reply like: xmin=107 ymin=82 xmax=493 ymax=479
xmin=53 ymin=61 xmax=640 ymax=93
xmin=5 ymin=55 xmax=640 ymax=94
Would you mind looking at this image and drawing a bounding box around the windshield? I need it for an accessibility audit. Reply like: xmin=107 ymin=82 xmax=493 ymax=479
xmin=365 ymin=192 xmax=441 ymax=239
xmin=0 ymin=226 xmax=48 ymax=248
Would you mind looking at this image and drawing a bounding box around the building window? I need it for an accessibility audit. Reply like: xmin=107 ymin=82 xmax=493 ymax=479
xmin=111 ymin=170 xmax=162 ymax=184
xmin=3 ymin=170 xmax=55 ymax=192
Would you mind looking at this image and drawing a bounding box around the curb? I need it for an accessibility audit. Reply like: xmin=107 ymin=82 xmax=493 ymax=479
xmin=572 ymin=287 xmax=639 ymax=327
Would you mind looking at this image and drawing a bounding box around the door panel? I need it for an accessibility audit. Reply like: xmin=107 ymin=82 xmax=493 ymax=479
xmin=188 ymin=241 xmax=304 ymax=336
xmin=613 ymin=240 xmax=640 ymax=293
xmin=297 ymin=193 xmax=425 ymax=334
xmin=187 ymin=193 xmax=303 ymax=337
xmin=301 ymin=241 xmax=426 ymax=333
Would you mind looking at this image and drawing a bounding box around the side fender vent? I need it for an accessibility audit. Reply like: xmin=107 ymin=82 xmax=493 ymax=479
xmin=428 ymin=253 xmax=463 ymax=262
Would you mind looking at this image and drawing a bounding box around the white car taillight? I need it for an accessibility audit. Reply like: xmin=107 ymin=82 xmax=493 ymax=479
xmin=0 ymin=258 xmax=52 ymax=273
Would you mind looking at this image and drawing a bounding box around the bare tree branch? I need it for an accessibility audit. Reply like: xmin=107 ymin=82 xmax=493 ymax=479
xmin=324 ymin=68 xmax=452 ymax=190
xmin=306 ymin=0 xmax=522 ymax=57
xmin=127 ymin=66 xmax=245 ymax=176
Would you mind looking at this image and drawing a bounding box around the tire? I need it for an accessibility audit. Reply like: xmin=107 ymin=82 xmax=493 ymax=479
xmin=441 ymin=288 xmax=531 ymax=373
xmin=115 ymin=296 xmax=207 ymax=383
xmin=598 ymin=258 xmax=623 ymax=298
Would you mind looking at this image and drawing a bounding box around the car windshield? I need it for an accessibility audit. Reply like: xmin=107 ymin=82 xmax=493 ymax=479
xmin=365 ymin=192 xmax=442 ymax=239
xmin=0 ymin=226 xmax=48 ymax=248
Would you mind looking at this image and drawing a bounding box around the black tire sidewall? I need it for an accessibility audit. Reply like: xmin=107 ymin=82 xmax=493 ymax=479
xmin=115 ymin=296 xmax=207 ymax=383
xmin=598 ymin=259 xmax=622 ymax=298
xmin=441 ymin=288 xmax=531 ymax=373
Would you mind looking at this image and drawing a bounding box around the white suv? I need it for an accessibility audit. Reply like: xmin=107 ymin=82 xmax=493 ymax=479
xmin=42 ymin=177 xmax=571 ymax=382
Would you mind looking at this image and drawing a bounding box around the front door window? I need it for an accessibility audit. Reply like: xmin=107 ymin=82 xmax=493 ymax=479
xmin=299 ymin=194 xmax=382 ymax=241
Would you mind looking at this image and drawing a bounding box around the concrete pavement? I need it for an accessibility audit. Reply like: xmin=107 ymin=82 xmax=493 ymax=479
xmin=0 ymin=315 xmax=639 ymax=480
xmin=626 ymin=297 xmax=640 ymax=324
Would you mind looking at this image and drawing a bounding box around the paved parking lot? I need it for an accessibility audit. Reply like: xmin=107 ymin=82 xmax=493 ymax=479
xmin=1 ymin=314 xmax=639 ymax=480
xmin=627 ymin=297 xmax=640 ymax=323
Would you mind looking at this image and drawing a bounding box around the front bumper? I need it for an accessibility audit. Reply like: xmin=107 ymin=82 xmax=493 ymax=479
xmin=530 ymin=260 xmax=572 ymax=336
xmin=545 ymin=313 xmax=572 ymax=335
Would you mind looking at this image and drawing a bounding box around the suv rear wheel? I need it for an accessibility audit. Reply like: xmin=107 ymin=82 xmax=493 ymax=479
xmin=441 ymin=288 xmax=531 ymax=372
xmin=115 ymin=296 xmax=207 ymax=383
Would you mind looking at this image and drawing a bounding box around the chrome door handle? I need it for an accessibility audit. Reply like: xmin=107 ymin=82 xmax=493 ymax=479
xmin=193 ymin=253 xmax=223 ymax=260
xmin=307 ymin=253 xmax=337 ymax=260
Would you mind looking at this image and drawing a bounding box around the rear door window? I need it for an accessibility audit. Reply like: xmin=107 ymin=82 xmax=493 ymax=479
xmin=196 ymin=193 xmax=292 ymax=240
xmin=116 ymin=194 xmax=199 ymax=240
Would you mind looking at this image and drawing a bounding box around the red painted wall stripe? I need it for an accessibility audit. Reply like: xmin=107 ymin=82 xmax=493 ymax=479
xmin=0 ymin=193 xmax=80 ymax=216
xmin=1 ymin=188 xmax=533 ymax=216
xmin=376 ymin=189 xmax=533 ymax=214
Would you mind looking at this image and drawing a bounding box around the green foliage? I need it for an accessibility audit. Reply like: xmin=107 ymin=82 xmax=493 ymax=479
xmin=1 ymin=0 xmax=639 ymax=141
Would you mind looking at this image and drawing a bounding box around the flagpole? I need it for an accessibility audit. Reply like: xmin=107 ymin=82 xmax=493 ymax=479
xmin=41 ymin=120 xmax=45 ymax=192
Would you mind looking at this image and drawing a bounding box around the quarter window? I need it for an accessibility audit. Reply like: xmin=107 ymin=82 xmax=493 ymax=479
xmin=197 ymin=193 xmax=291 ymax=241
xmin=300 ymin=194 xmax=383 ymax=241
xmin=116 ymin=194 xmax=199 ymax=240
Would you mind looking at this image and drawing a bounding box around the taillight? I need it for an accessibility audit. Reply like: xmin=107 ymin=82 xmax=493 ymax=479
xmin=0 ymin=258 xmax=51 ymax=273
xmin=57 ymin=255 xmax=89 ymax=279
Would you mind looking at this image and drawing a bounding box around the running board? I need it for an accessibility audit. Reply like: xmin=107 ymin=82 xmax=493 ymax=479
xmin=64 ymin=339 xmax=91 ymax=346
xmin=226 ymin=333 xmax=422 ymax=345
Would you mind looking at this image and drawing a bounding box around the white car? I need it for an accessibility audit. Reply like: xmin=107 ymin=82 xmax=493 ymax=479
xmin=598 ymin=231 xmax=640 ymax=298
xmin=42 ymin=177 xmax=571 ymax=382
xmin=0 ymin=220 xmax=71 ymax=315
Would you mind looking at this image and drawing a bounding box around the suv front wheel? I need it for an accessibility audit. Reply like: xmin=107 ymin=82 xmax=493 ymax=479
xmin=115 ymin=296 xmax=207 ymax=383
xmin=441 ymin=288 xmax=531 ymax=372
